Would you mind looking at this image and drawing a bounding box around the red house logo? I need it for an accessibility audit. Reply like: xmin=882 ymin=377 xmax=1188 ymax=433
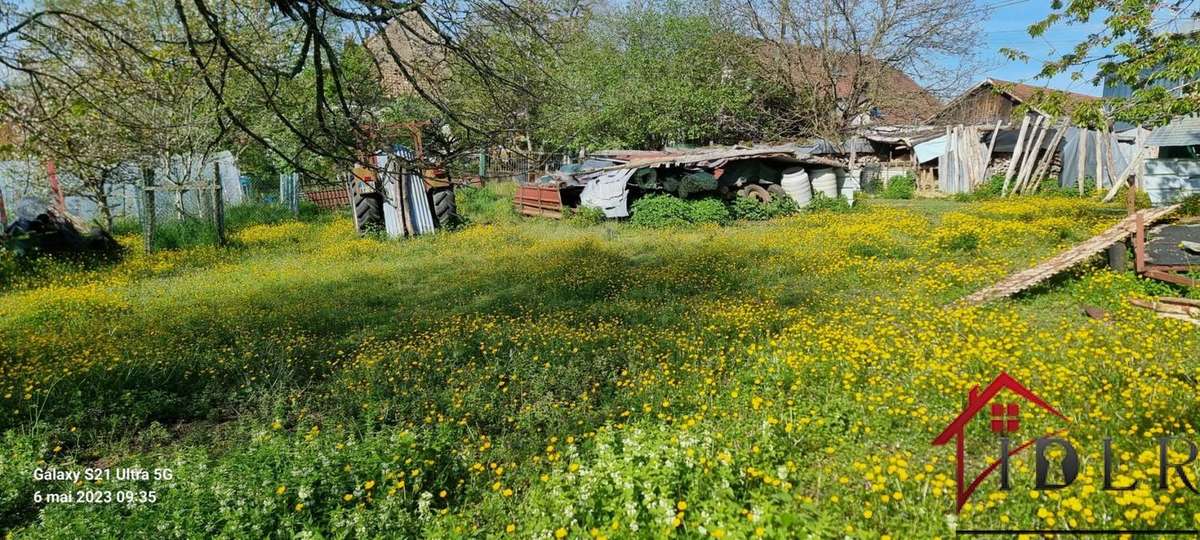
xmin=931 ymin=372 xmax=1070 ymax=512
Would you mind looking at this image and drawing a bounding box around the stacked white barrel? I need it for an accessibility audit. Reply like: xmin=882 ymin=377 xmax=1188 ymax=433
xmin=780 ymin=167 xmax=812 ymax=207
xmin=809 ymin=168 xmax=839 ymax=198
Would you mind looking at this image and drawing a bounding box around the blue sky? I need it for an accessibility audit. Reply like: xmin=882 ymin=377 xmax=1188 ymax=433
xmin=977 ymin=0 xmax=1107 ymax=95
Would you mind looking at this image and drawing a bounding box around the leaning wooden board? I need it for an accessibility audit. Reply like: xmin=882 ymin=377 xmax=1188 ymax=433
xmin=958 ymin=205 xmax=1179 ymax=305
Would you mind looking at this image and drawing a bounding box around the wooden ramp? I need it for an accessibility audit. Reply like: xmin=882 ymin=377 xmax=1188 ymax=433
xmin=959 ymin=205 xmax=1179 ymax=305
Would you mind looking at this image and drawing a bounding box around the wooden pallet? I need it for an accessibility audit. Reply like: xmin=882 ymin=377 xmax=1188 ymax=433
xmin=959 ymin=205 xmax=1179 ymax=305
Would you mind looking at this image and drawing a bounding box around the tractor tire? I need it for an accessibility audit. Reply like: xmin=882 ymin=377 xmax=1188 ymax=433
xmin=428 ymin=187 xmax=457 ymax=229
xmin=737 ymin=184 xmax=773 ymax=203
xmin=353 ymin=192 xmax=384 ymax=233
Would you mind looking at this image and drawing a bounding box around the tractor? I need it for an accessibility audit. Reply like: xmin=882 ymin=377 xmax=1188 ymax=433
xmin=348 ymin=122 xmax=457 ymax=236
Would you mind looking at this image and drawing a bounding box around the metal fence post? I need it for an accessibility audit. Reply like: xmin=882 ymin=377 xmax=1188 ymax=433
xmin=141 ymin=166 xmax=156 ymax=254
xmin=213 ymin=162 xmax=226 ymax=246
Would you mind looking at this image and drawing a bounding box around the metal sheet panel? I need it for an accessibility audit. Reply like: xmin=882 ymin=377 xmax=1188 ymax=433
xmin=914 ymin=135 xmax=946 ymax=164
xmin=580 ymin=169 xmax=635 ymax=218
xmin=1144 ymin=158 xmax=1200 ymax=206
xmin=1146 ymin=116 xmax=1200 ymax=147
xmin=406 ymin=171 xmax=436 ymax=235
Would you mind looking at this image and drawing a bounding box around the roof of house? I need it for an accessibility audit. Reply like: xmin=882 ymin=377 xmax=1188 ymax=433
xmin=931 ymin=371 xmax=1068 ymax=445
xmin=988 ymin=78 xmax=1099 ymax=105
xmin=767 ymin=45 xmax=941 ymax=124
xmin=928 ymin=78 xmax=1100 ymax=123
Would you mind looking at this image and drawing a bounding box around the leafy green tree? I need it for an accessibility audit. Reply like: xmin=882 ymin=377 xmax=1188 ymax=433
xmin=540 ymin=5 xmax=760 ymax=150
xmin=1009 ymin=0 xmax=1199 ymax=126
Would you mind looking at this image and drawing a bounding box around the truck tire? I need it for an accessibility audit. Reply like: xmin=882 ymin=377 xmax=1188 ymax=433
xmin=428 ymin=187 xmax=457 ymax=229
xmin=353 ymin=192 xmax=384 ymax=232
xmin=737 ymin=184 xmax=773 ymax=204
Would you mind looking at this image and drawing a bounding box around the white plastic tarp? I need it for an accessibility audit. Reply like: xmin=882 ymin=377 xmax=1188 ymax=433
xmin=580 ymin=168 xmax=636 ymax=218
xmin=914 ymin=136 xmax=947 ymax=164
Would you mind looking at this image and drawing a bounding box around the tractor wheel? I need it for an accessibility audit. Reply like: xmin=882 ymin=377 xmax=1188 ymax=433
xmin=353 ymin=192 xmax=384 ymax=233
xmin=428 ymin=187 xmax=457 ymax=229
xmin=737 ymin=184 xmax=773 ymax=203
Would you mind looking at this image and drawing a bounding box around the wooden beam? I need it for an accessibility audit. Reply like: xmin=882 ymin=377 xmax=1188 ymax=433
xmin=958 ymin=205 xmax=1179 ymax=305
xmin=1003 ymin=115 xmax=1032 ymax=192
xmin=1076 ymin=127 xmax=1088 ymax=195
xmin=1013 ymin=117 xmax=1050 ymax=195
xmin=1029 ymin=120 xmax=1069 ymax=192
xmin=984 ymin=120 xmax=1002 ymax=183
xmin=1144 ymin=269 xmax=1200 ymax=288
xmin=1101 ymin=145 xmax=1151 ymax=202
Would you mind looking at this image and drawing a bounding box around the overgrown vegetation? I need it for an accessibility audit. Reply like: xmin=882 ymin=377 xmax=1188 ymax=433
xmin=4 ymin=186 xmax=1192 ymax=538
xmin=806 ymin=193 xmax=855 ymax=213
xmin=1176 ymin=193 xmax=1200 ymax=216
xmin=631 ymin=193 xmax=801 ymax=227
xmin=879 ymin=174 xmax=916 ymax=200
xmin=3 ymin=185 xmax=1197 ymax=537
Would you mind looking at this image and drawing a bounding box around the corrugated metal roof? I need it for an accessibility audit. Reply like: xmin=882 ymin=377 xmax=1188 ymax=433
xmin=1147 ymin=116 xmax=1200 ymax=147
xmin=578 ymin=146 xmax=842 ymax=178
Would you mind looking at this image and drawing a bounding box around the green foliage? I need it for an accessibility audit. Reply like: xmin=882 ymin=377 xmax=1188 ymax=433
xmin=766 ymin=194 xmax=801 ymax=217
xmin=566 ymin=205 xmax=606 ymax=226
xmin=953 ymin=174 xmax=1007 ymax=202
xmin=1022 ymin=0 xmax=1199 ymax=125
xmin=1176 ymin=194 xmax=1200 ymax=216
xmin=0 ymin=430 xmax=40 ymax=530
xmin=938 ymin=230 xmax=980 ymax=252
xmin=687 ymin=198 xmax=732 ymax=225
xmin=729 ymin=196 xmax=770 ymax=221
xmin=630 ymin=195 xmax=693 ymax=228
xmin=0 ymin=247 xmax=17 ymax=287
xmin=456 ymin=183 xmax=518 ymax=225
xmin=538 ymin=7 xmax=760 ymax=149
xmin=806 ymin=193 xmax=854 ymax=213
xmin=879 ymin=174 xmax=916 ymax=200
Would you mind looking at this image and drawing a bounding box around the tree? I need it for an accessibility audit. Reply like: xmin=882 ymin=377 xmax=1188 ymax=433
xmin=1009 ymin=0 xmax=1199 ymax=127
xmin=0 ymin=0 xmax=223 ymax=229
xmin=734 ymin=0 xmax=980 ymax=140
xmin=535 ymin=3 xmax=762 ymax=150
xmin=0 ymin=0 xmax=569 ymax=182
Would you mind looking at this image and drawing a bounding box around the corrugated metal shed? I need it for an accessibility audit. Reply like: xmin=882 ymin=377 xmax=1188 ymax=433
xmin=1147 ymin=116 xmax=1200 ymax=147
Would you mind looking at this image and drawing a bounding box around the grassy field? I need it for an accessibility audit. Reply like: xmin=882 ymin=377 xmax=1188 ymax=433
xmin=1 ymin=187 xmax=1198 ymax=538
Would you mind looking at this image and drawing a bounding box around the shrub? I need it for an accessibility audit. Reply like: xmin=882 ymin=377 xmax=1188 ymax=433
xmin=807 ymin=193 xmax=853 ymax=213
xmin=880 ymin=174 xmax=916 ymax=199
xmin=953 ymin=174 xmax=1006 ymax=202
xmin=566 ymin=205 xmax=606 ymax=226
xmin=729 ymin=196 xmax=769 ymax=221
xmin=765 ymin=194 xmax=800 ymax=217
xmin=1178 ymin=193 xmax=1200 ymax=216
xmin=687 ymin=198 xmax=732 ymax=225
xmin=630 ymin=194 xmax=692 ymax=227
